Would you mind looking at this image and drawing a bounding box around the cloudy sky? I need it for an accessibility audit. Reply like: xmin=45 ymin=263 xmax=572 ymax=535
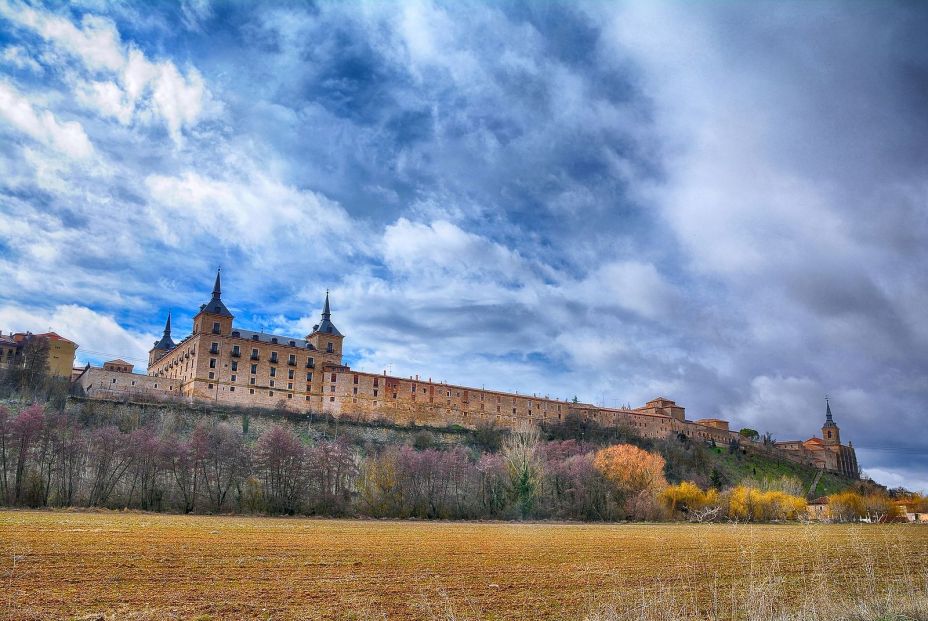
xmin=1 ymin=1 xmax=926 ymax=489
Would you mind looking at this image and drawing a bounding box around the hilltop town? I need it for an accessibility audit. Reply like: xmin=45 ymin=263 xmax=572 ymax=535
xmin=5 ymin=270 xmax=857 ymax=480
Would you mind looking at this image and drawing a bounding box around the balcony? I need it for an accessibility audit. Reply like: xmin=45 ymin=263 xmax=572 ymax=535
xmin=270 ymin=357 xmax=279 ymax=364
xmin=231 ymin=350 xmax=241 ymax=357
xmin=305 ymin=360 xmax=315 ymax=369
xmin=250 ymin=354 xmax=260 ymax=361
xmin=209 ymin=347 xmax=219 ymax=355
xmin=287 ymin=359 xmax=296 ymax=366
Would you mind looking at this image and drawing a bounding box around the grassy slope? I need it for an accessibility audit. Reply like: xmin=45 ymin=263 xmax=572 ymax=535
xmin=709 ymin=445 xmax=855 ymax=496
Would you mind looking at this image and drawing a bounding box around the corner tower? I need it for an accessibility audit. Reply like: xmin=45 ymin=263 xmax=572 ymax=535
xmin=148 ymin=312 xmax=175 ymax=366
xmin=821 ymin=397 xmax=840 ymax=446
xmin=307 ymin=291 xmax=344 ymax=361
xmin=193 ymin=269 xmax=234 ymax=336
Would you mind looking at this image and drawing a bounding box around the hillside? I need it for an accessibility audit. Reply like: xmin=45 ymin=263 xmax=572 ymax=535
xmin=65 ymin=395 xmax=858 ymax=498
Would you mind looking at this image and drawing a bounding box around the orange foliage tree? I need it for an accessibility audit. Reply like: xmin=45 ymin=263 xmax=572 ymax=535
xmin=592 ymin=444 xmax=667 ymax=498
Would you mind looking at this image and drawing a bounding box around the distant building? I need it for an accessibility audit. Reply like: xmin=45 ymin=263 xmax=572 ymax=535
xmin=103 ymin=359 xmax=134 ymax=373
xmin=774 ymin=399 xmax=859 ymax=478
xmin=0 ymin=330 xmax=78 ymax=379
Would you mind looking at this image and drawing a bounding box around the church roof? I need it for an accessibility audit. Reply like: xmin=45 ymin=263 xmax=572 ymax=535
xmin=823 ymin=398 xmax=838 ymax=428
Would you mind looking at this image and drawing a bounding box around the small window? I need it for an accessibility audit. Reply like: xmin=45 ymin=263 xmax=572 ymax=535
xmin=212 ymin=322 xmax=220 ymax=334
xmin=250 ymin=389 xmax=255 ymax=394
xmin=231 ymin=375 xmax=237 ymax=382
xmin=330 ymin=385 xmax=335 ymax=392
xmin=288 ymin=369 xmax=294 ymax=379
xmin=270 ymin=367 xmax=277 ymax=377
xmin=327 ymin=342 xmax=334 ymax=353
xmin=251 ymin=364 xmax=257 ymax=374
xmin=271 ymin=337 xmax=278 ymax=344
xmin=288 ymin=393 xmax=293 ymax=399
xmin=230 ymin=387 xmax=235 ymax=392
xmin=250 ymin=378 xmax=256 ymax=385
xmin=209 ymin=358 xmax=216 ymax=369
xmin=331 ymin=373 xmax=337 ymax=382
xmin=231 ymin=361 xmax=238 ymax=371
xmin=208 ymin=372 xmax=214 ymax=379
xmin=305 ymin=396 xmax=311 ymax=401
xmin=330 ymin=396 xmax=335 ymax=402
xmin=208 ymin=383 xmax=214 ymax=389
xmin=288 ymin=383 xmax=293 ymax=390
xmin=269 ymin=390 xmax=274 ymax=396
xmin=270 ymin=380 xmax=275 ymax=387
xmin=306 ymin=372 xmax=313 ymax=381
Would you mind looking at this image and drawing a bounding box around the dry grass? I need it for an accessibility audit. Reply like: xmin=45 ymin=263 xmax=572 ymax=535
xmin=0 ymin=510 xmax=926 ymax=621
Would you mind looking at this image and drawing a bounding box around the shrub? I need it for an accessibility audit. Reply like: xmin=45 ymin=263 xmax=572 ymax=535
xmin=828 ymin=491 xmax=867 ymax=522
xmin=660 ymin=481 xmax=719 ymax=515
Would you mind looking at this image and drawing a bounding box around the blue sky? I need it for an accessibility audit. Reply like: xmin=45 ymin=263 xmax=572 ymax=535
xmin=1 ymin=1 xmax=927 ymax=490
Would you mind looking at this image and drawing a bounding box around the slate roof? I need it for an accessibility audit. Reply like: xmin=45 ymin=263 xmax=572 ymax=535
xmin=229 ymin=328 xmax=316 ymax=350
xmin=312 ymin=291 xmax=341 ymax=337
xmin=152 ymin=313 xmax=176 ymax=350
xmin=199 ymin=269 xmax=233 ymax=318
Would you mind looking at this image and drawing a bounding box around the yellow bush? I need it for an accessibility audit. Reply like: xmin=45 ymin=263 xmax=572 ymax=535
xmin=660 ymin=481 xmax=718 ymax=514
xmin=828 ymin=491 xmax=867 ymax=522
xmin=725 ymin=486 xmax=807 ymax=521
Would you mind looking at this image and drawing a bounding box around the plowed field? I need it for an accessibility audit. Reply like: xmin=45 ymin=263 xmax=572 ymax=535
xmin=1 ymin=510 xmax=926 ymax=620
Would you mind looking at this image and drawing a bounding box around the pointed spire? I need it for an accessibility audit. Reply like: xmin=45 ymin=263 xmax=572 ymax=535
xmin=311 ymin=289 xmax=341 ymax=336
xmin=196 ymin=267 xmax=233 ymax=318
xmin=153 ymin=311 xmax=176 ymax=351
xmin=823 ymin=396 xmax=837 ymax=427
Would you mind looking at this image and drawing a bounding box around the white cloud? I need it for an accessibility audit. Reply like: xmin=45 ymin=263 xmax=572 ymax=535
xmin=1 ymin=45 xmax=43 ymax=72
xmin=383 ymin=218 xmax=527 ymax=281
xmin=144 ymin=167 xmax=356 ymax=259
xmin=0 ymin=303 xmax=153 ymax=368
xmin=0 ymin=81 xmax=94 ymax=158
xmin=0 ymin=0 xmax=213 ymax=143
xmin=573 ymin=261 xmax=681 ymax=320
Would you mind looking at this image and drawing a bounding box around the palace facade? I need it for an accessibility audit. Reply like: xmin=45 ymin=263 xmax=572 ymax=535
xmin=73 ymin=270 xmax=859 ymax=478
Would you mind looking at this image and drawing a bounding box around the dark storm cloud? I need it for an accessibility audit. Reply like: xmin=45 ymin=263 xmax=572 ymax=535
xmin=0 ymin=0 xmax=926 ymax=488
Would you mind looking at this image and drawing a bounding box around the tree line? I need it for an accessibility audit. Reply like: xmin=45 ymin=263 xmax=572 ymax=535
xmin=0 ymin=396 xmax=908 ymax=522
xmin=0 ymin=402 xmax=693 ymax=520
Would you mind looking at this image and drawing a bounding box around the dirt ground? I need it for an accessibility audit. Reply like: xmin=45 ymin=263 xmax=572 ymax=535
xmin=1 ymin=510 xmax=926 ymax=620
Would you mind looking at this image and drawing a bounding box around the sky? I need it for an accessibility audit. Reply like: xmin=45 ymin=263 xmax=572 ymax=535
xmin=0 ymin=1 xmax=926 ymax=491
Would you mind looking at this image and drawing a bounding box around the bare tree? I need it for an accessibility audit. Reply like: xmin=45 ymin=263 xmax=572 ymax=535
xmin=502 ymin=423 xmax=543 ymax=518
xmin=87 ymin=426 xmax=134 ymax=507
xmin=193 ymin=422 xmax=248 ymax=513
xmin=254 ymin=425 xmax=306 ymax=514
